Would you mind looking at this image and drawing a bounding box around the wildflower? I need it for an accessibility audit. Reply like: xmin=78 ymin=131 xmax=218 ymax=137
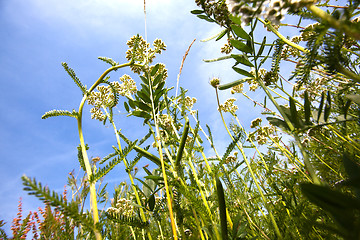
xmin=218 ymin=98 xmax=238 ymax=114
xmin=231 ymin=83 xmax=244 ymax=94
xmin=210 ymin=77 xmax=221 ymax=88
xmin=250 ymin=117 xmax=262 ymax=128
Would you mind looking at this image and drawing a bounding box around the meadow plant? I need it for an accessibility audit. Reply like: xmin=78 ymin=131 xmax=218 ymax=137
xmin=2 ymin=0 xmax=360 ymax=239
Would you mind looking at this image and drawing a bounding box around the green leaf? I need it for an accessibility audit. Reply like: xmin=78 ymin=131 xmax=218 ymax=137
xmin=138 ymin=91 xmax=151 ymax=103
xmin=267 ymin=117 xmax=290 ymax=131
xmin=231 ymin=54 xmax=254 ymax=67
xmin=190 ymin=9 xmax=205 ymax=15
xmin=344 ymin=99 xmax=351 ymax=119
xmin=301 ymin=183 xmax=360 ymax=231
xmin=144 ymin=175 xmax=164 ymax=181
xmin=216 ymin=29 xmax=228 ymax=41
xmin=232 ymin=67 xmax=254 ymax=78
xmin=289 ymin=97 xmax=300 ymax=128
xmin=346 ymin=94 xmax=360 ymax=105
xmin=151 ymin=64 xmax=160 ymax=76
xmin=140 ymin=75 xmax=148 ymax=85
xmin=128 ymin=98 xmax=136 ymax=109
xmin=304 ymin=91 xmax=311 ymax=125
xmin=257 ymin=36 xmax=266 ymax=57
xmin=124 ymin=102 xmax=130 ymax=112
xmin=230 ymin=39 xmax=253 ymax=53
xmin=197 ymin=14 xmax=215 ymax=22
xmin=231 ymin=24 xmax=251 ymax=41
xmin=153 ymin=74 xmax=164 ymax=87
xmin=176 ymin=119 xmax=189 ymax=172
xmin=131 ymin=110 xmax=151 ymax=119
xmin=147 ymin=194 xmax=156 ymax=211
xmin=216 ymin=178 xmax=228 ymax=240
xmin=317 ymin=91 xmax=326 ymax=123
xmin=229 ymin=14 xmax=241 ymax=25
xmin=98 ymin=56 xmax=117 ymax=66
xmin=324 ymin=91 xmax=331 ymax=122
xmin=218 ymin=78 xmax=251 ymax=90
xmin=137 ymin=101 xmax=151 ymax=112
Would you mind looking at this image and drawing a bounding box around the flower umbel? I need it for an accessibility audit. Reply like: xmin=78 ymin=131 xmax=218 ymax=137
xmin=219 ymin=98 xmax=238 ymax=114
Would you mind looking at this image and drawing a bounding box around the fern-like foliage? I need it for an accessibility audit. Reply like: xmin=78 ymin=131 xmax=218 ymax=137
xmin=77 ymin=144 xmax=89 ymax=171
xmin=271 ymin=39 xmax=284 ymax=76
xmin=98 ymin=56 xmax=118 ymax=67
xmin=61 ymin=62 xmax=87 ymax=94
xmin=105 ymin=211 xmax=148 ymax=228
xmin=21 ymin=175 xmax=96 ymax=232
xmin=221 ymin=132 xmax=243 ymax=163
xmin=42 ymin=109 xmax=78 ymax=119
xmin=102 ymin=80 xmax=119 ymax=108
xmin=89 ymin=141 xmax=137 ymax=183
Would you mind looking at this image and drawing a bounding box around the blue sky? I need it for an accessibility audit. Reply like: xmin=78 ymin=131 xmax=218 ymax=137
xmin=0 ymin=0 xmax=273 ymax=234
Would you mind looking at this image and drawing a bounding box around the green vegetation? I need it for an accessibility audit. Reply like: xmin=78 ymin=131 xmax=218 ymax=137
xmin=2 ymin=0 xmax=360 ymax=239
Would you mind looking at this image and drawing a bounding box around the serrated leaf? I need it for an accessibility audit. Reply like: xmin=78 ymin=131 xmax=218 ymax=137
xmin=230 ymin=39 xmax=253 ymax=53
xmin=98 ymin=56 xmax=117 ymax=66
xmin=197 ymin=14 xmax=215 ymax=22
xmin=231 ymin=54 xmax=254 ymax=67
xmin=42 ymin=109 xmax=78 ymax=119
xmin=231 ymin=24 xmax=251 ymax=41
xmin=232 ymin=67 xmax=254 ymax=78
xmin=61 ymin=62 xmax=87 ymax=94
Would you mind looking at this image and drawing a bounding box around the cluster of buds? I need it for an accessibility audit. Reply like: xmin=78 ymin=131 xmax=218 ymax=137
xmin=218 ymin=98 xmax=238 ymax=114
xmin=281 ymin=36 xmax=302 ymax=59
xmin=107 ymin=198 xmax=136 ymax=218
xmin=221 ymin=37 xmax=234 ymax=54
xmin=150 ymin=63 xmax=168 ymax=83
xmin=247 ymin=68 xmax=267 ymax=91
xmin=87 ymin=74 xmax=137 ymax=121
xmin=249 ymin=118 xmax=279 ymax=145
xmin=157 ymin=114 xmax=174 ymax=132
xmin=231 ymin=83 xmax=244 ymax=94
xmin=226 ymin=0 xmax=318 ymax=26
xmin=125 ymin=35 xmax=166 ymax=74
xmin=195 ymin=0 xmax=232 ymax=27
xmin=225 ymin=151 xmax=238 ymax=164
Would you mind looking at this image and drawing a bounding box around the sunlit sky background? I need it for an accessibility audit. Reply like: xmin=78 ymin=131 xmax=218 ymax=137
xmin=0 ymin=0 xmax=302 ymax=234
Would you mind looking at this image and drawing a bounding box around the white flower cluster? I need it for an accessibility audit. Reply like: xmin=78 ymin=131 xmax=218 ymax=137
xmin=218 ymin=98 xmax=238 ymax=114
xmin=87 ymin=74 xmax=137 ymax=121
xmin=249 ymin=119 xmax=279 ymax=145
xmin=226 ymin=0 xmax=317 ymax=26
xmin=107 ymin=198 xmax=135 ymax=217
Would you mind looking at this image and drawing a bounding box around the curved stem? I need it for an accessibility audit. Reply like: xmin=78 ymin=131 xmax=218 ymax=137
xmin=76 ymin=62 xmax=143 ymax=240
